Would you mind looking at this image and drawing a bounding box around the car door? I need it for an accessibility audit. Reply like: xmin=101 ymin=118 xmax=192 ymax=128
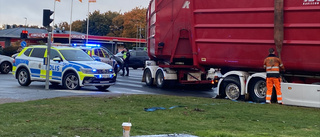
xmin=28 ymin=48 xmax=46 ymax=80
xmin=48 ymin=49 xmax=64 ymax=82
xmin=94 ymin=49 xmax=113 ymax=66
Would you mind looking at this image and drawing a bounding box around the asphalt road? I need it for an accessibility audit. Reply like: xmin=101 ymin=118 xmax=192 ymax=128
xmin=0 ymin=68 xmax=216 ymax=104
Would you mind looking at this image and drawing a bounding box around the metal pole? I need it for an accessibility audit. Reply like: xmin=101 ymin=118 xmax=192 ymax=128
xmin=86 ymin=0 xmax=90 ymax=44
xmin=139 ymin=24 xmax=141 ymax=47
xmin=69 ymin=0 xmax=73 ymax=44
xmin=24 ymin=17 xmax=27 ymax=30
xmin=52 ymin=0 xmax=56 ymax=43
xmin=136 ymin=24 xmax=138 ymax=48
xmin=45 ymin=32 xmax=52 ymax=90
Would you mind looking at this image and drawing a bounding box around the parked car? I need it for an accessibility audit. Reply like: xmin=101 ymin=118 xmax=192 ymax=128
xmin=115 ymin=50 xmax=149 ymax=69
xmin=0 ymin=54 xmax=14 ymax=74
xmin=78 ymin=46 xmax=124 ymax=73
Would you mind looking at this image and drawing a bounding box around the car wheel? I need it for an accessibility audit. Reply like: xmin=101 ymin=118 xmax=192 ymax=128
xmin=63 ymin=73 xmax=80 ymax=90
xmin=17 ymin=68 xmax=31 ymax=86
xmin=144 ymin=69 xmax=153 ymax=86
xmin=0 ymin=61 xmax=11 ymax=74
xmin=95 ymin=86 xmax=110 ymax=91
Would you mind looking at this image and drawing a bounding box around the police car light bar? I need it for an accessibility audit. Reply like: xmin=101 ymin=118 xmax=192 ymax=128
xmin=85 ymin=44 xmax=101 ymax=47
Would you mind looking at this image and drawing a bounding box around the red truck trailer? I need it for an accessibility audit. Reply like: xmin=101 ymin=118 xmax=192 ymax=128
xmin=142 ymin=0 xmax=320 ymax=108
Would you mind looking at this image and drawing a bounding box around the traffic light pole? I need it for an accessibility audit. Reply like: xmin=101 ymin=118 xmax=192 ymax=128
xmin=45 ymin=32 xmax=52 ymax=90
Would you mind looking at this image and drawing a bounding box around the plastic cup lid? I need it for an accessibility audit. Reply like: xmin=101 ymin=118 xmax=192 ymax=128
xmin=122 ymin=122 xmax=132 ymax=126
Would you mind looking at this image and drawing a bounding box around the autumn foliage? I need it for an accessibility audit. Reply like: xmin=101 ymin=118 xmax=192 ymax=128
xmin=57 ymin=7 xmax=147 ymax=39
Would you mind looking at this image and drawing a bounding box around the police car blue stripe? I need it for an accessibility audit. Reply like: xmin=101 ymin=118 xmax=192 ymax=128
xmin=52 ymin=71 xmax=62 ymax=77
xmin=62 ymin=64 xmax=81 ymax=71
xmin=69 ymin=61 xmax=92 ymax=69
xmin=30 ymin=68 xmax=40 ymax=74
xmin=31 ymin=75 xmax=40 ymax=78
xmin=14 ymin=59 xmax=29 ymax=66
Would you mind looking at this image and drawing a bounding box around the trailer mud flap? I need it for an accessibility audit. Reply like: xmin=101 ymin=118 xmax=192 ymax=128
xmin=282 ymin=83 xmax=320 ymax=108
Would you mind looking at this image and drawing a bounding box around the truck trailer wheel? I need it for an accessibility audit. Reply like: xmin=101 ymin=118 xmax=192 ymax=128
xmin=144 ymin=69 xmax=153 ymax=86
xmin=249 ymin=79 xmax=266 ymax=103
xmin=222 ymin=77 xmax=241 ymax=100
xmin=155 ymin=70 xmax=167 ymax=88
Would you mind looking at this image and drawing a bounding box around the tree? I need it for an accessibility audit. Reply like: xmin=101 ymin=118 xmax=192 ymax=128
xmin=107 ymin=14 xmax=124 ymax=37
xmin=86 ymin=10 xmax=120 ymax=36
xmin=122 ymin=7 xmax=147 ymax=39
xmin=72 ymin=20 xmax=85 ymax=33
xmin=58 ymin=22 xmax=70 ymax=31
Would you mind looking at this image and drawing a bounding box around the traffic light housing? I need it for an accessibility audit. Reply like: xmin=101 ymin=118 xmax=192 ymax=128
xmin=43 ymin=9 xmax=54 ymax=27
xmin=20 ymin=30 xmax=28 ymax=39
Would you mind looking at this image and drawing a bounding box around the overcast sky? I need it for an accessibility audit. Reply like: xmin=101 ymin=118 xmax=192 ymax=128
xmin=0 ymin=0 xmax=150 ymax=28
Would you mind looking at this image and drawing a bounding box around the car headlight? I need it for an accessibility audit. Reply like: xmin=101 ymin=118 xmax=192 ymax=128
xmin=81 ymin=68 xmax=96 ymax=74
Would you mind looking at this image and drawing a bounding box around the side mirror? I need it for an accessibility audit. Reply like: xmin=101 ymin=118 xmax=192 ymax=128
xmin=92 ymin=55 xmax=101 ymax=61
xmin=53 ymin=57 xmax=62 ymax=62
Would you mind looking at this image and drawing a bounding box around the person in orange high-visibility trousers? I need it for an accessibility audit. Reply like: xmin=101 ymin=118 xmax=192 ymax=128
xmin=263 ymin=48 xmax=285 ymax=104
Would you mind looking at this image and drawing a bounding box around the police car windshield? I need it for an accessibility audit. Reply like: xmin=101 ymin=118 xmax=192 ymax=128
xmin=59 ymin=50 xmax=94 ymax=61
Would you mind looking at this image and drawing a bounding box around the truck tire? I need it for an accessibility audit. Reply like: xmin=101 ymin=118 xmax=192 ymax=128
xmin=63 ymin=73 xmax=80 ymax=90
xmin=222 ymin=77 xmax=241 ymax=100
xmin=95 ymin=86 xmax=110 ymax=91
xmin=249 ymin=79 xmax=266 ymax=103
xmin=155 ymin=70 xmax=167 ymax=88
xmin=17 ymin=68 xmax=31 ymax=86
xmin=144 ymin=69 xmax=153 ymax=86
xmin=0 ymin=61 xmax=11 ymax=74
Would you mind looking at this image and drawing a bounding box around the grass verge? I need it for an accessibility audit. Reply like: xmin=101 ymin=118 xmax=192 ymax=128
xmin=0 ymin=94 xmax=319 ymax=137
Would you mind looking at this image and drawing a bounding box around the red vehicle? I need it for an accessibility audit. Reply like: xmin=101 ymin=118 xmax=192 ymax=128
xmin=142 ymin=0 xmax=320 ymax=108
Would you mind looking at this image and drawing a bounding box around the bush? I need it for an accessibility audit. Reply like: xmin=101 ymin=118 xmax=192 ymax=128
xmin=2 ymin=46 xmax=19 ymax=56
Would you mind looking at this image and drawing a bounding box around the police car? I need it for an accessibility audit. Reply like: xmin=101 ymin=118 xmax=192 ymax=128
xmin=12 ymin=45 xmax=116 ymax=90
xmin=75 ymin=44 xmax=123 ymax=73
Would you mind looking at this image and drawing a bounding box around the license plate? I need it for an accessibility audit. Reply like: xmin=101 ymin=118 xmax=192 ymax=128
xmin=100 ymin=81 xmax=109 ymax=83
xmin=102 ymin=74 xmax=110 ymax=78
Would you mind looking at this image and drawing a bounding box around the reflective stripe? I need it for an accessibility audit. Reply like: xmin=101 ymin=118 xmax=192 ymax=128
xmin=277 ymin=95 xmax=282 ymax=98
xmin=267 ymin=71 xmax=279 ymax=73
xmin=123 ymin=52 xmax=127 ymax=59
xmin=266 ymin=66 xmax=279 ymax=69
xmin=266 ymin=95 xmax=272 ymax=97
xmin=266 ymin=100 xmax=271 ymax=103
xmin=278 ymin=101 xmax=282 ymax=103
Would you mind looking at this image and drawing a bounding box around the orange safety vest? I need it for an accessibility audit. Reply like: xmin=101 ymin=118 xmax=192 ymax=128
xmin=263 ymin=54 xmax=285 ymax=78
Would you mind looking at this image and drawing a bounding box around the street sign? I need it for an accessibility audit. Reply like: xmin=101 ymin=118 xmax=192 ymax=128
xmin=21 ymin=41 xmax=27 ymax=47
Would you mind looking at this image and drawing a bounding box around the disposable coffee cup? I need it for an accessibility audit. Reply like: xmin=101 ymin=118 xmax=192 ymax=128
xmin=122 ymin=122 xmax=132 ymax=137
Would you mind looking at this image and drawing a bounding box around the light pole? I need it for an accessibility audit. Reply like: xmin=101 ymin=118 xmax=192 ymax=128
xmin=24 ymin=17 xmax=27 ymax=30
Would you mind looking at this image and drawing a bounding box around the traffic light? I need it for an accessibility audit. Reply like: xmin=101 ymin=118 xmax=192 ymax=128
xmin=43 ymin=9 xmax=54 ymax=27
xmin=20 ymin=30 xmax=28 ymax=39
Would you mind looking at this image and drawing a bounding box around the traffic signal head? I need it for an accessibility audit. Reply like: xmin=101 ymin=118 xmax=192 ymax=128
xmin=43 ymin=9 xmax=54 ymax=27
xmin=20 ymin=30 xmax=28 ymax=39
